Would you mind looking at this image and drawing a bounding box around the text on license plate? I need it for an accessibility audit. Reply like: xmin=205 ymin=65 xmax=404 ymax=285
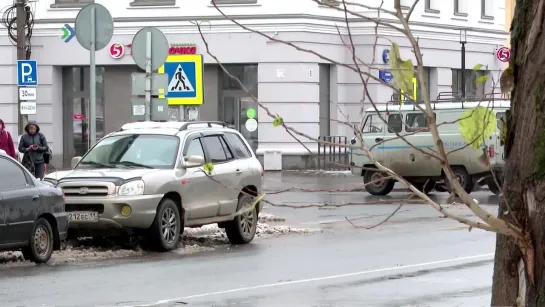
xmin=68 ymin=211 xmax=99 ymax=221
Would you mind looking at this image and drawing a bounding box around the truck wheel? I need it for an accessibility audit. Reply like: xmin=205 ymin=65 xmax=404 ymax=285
xmin=413 ymin=179 xmax=436 ymax=194
xmin=486 ymin=178 xmax=501 ymax=195
xmin=225 ymin=194 xmax=258 ymax=244
xmin=446 ymin=167 xmax=474 ymax=194
xmin=148 ymin=198 xmax=181 ymax=252
xmin=23 ymin=218 xmax=54 ymax=264
xmin=364 ymin=169 xmax=395 ymax=196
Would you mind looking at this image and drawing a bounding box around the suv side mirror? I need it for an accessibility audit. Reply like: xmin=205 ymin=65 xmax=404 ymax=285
xmin=71 ymin=156 xmax=82 ymax=168
xmin=183 ymin=155 xmax=205 ymax=168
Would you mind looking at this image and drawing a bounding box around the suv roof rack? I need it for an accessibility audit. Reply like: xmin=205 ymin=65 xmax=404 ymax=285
xmin=117 ymin=121 xmax=228 ymax=132
xmin=178 ymin=121 xmax=227 ymax=131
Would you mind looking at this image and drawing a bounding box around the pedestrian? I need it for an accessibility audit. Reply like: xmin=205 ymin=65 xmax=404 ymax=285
xmin=0 ymin=119 xmax=17 ymax=159
xmin=18 ymin=120 xmax=49 ymax=179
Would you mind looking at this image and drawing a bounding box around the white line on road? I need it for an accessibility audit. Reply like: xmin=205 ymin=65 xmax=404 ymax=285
xmin=133 ymin=253 xmax=494 ymax=307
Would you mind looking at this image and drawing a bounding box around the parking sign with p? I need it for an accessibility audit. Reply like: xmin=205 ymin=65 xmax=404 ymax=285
xmin=17 ymin=60 xmax=38 ymax=86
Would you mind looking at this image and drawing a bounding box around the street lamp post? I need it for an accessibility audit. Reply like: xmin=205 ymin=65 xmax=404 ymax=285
xmin=460 ymin=29 xmax=467 ymax=98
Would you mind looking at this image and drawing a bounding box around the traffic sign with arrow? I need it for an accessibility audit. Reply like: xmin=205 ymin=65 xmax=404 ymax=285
xmin=61 ymin=24 xmax=75 ymax=43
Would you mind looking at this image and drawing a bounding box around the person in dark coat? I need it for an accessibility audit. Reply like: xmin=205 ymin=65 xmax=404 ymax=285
xmin=18 ymin=120 xmax=49 ymax=179
xmin=0 ymin=119 xmax=17 ymax=159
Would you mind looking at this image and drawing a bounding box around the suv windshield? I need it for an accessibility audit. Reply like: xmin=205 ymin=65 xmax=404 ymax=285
xmin=77 ymin=134 xmax=180 ymax=169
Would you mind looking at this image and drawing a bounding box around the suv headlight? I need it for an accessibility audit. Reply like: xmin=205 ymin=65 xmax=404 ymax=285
xmin=118 ymin=180 xmax=145 ymax=196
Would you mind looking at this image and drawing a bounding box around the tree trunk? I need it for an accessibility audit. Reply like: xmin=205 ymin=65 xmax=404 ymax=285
xmin=491 ymin=0 xmax=545 ymax=306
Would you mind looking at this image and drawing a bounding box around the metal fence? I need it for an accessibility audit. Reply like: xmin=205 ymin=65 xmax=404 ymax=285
xmin=317 ymin=136 xmax=349 ymax=170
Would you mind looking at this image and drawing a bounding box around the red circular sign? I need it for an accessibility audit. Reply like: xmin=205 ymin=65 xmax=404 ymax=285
xmin=496 ymin=47 xmax=511 ymax=62
xmin=109 ymin=43 xmax=125 ymax=59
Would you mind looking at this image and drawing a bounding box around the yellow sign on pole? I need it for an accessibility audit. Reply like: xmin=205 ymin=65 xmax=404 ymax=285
xmin=158 ymin=54 xmax=204 ymax=105
xmin=400 ymin=77 xmax=418 ymax=105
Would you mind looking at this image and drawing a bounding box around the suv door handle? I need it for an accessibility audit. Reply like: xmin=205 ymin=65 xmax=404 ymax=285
xmin=375 ymin=138 xmax=383 ymax=143
xmin=32 ymin=195 xmax=39 ymax=200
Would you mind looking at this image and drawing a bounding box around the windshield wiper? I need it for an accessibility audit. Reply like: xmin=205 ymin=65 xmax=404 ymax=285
xmin=79 ymin=161 xmax=114 ymax=168
xmin=113 ymin=161 xmax=153 ymax=169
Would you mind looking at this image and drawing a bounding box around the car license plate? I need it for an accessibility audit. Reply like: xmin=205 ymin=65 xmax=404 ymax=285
xmin=68 ymin=211 xmax=99 ymax=222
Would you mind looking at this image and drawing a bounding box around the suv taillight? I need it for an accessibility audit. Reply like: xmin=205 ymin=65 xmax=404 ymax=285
xmin=488 ymin=145 xmax=495 ymax=158
xmin=261 ymin=164 xmax=264 ymax=176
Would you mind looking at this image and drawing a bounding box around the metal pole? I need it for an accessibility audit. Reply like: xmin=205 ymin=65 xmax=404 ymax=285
xmin=89 ymin=6 xmax=97 ymax=146
xmin=461 ymin=42 xmax=466 ymax=99
xmin=145 ymin=31 xmax=152 ymax=121
xmin=16 ymin=0 xmax=27 ymax=135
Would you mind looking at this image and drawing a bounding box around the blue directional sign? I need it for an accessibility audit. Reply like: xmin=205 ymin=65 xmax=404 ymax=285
xmin=382 ymin=49 xmax=390 ymax=64
xmin=158 ymin=55 xmax=203 ymax=105
xmin=61 ymin=24 xmax=75 ymax=43
xmin=17 ymin=60 xmax=38 ymax=86
xmin=379 ymin=69 xmax=393 ymax=83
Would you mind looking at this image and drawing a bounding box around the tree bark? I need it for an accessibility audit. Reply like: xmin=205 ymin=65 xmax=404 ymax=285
xmin=491 ymin=0 xmax=545 ymax=306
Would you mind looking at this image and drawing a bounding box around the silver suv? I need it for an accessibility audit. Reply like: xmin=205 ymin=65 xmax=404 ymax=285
xmin=44 ymin=121 xmax=264 ymax=251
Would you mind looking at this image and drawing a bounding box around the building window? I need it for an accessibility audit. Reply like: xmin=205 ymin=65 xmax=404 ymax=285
xmin=425 ymin=0 xmax=440 ymax=13
xmin=318 ymin=0 xmax=340 ymax=6
xmin=130 ymin=0 xmax=175 ymax=6
xmin=211 ymin=0 xmax=257 ymax=4
xmin=481 ymin=0 xmax=494 ymax=19
xmin=455 ymin=0 xmax=468 ymax=16
xmin=51 ymin=0 xmax=93 ymax=8
xmin=451 ymin=69 xmax=486 ymax=98
xmin=400 ymin=0 xmax=412 ymax=8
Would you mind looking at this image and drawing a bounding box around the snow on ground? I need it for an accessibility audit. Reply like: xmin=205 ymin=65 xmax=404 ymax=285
xmin=0 ymin=214 xmax=309 ymax=267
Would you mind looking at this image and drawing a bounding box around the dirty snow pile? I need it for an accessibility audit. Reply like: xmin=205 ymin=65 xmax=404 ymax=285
xmin=0 ymin=213 xmax=309 ymax=266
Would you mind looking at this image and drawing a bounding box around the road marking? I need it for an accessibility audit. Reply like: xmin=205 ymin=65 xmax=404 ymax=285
xmin=136 ymin=253 xmax=493 ymax=306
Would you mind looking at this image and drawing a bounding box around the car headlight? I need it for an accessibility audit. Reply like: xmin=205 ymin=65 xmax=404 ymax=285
xmin=118 ymin=180 xmax=145 ymax=196
xmin=42 ymin=178 xmax=58 ymax=186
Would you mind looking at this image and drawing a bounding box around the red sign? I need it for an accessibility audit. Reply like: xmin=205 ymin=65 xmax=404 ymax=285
xmin=73 ymin=114 xmax=83 ymax=120
xmin=496 ymin=47 xmax=511 ymax=62
xmin=120 ymin=43 xmax=197 ymax=56
xmin=168 ymin=46 xmax=197 ymax=55
xmin=109 ymin=43 xmax=125 ymax=59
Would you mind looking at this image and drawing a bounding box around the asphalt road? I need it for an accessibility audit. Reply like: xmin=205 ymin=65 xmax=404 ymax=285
xmin=0 ymin=172 xmax=498 ymax=307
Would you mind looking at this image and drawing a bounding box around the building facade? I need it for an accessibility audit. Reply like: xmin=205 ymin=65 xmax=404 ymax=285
xmin=0 ymin=0 xmax=508 ymax=169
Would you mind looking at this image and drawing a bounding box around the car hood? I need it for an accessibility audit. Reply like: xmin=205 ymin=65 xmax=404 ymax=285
xmin=45 ymin=168 xmax=161 ymax=181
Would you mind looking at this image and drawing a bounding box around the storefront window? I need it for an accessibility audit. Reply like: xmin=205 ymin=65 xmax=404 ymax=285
xmin=219 ymin=65 xmax=258 ymax=153
xmin=452 ymin=69 xmax=486 ymax=98
xmin=62 ymin=67 xmax=105 ymax=167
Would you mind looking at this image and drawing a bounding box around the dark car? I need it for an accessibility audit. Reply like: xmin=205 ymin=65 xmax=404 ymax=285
xmin=0 ymin=150 xmax=68 ymax=263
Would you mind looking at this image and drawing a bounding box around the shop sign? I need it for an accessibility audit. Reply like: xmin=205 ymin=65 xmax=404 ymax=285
xmin=109 ymin=43 xmax=126 ymax=59
xmin=109 ymin=43 xmax=198 ymax=57
xmin=168 ymin=44 xmax=197 ymax=55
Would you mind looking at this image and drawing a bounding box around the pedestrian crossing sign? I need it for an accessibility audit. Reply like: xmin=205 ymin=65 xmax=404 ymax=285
xmin=158 ymin=54 xmax=204 ymax=105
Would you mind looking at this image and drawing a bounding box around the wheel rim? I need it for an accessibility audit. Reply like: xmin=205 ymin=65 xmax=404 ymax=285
xmin=239 ymin=199 xmax=256 ymax=238
xmin=370 ymin=172 xmax=387 ymax=188
xmin=34 ymin=225 xmax=50 ymax=256
xmin=454 ymin=171 xmax=465 ymax=186
xmin=161 ymin=208 xmax=178 ymax=244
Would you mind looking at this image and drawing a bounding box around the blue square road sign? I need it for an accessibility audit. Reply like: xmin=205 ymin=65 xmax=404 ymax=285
xmin=158 ymin=54 xmax=204 ymax=105
xmin=164 ymin=61 xmax=196 ymax=99
xmin=17 ymin=60 xmax=38 ymax=86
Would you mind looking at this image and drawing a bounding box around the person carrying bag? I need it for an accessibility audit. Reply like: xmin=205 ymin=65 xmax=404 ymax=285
xmin=18 ymin=120 xmax=49 ymax=179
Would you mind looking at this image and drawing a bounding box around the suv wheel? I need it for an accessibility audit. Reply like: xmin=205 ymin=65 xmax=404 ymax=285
xmin=486 ymin=177 xmax=502 ymax=195
xmin=22 ymin=218 xmax=54 ymax=264
xmin=364 ymin=168 xmax=395 ymax=196
xmin=148 ymin=198 xmax=181 ymax=251
xmin=446 ymin=167 xmax=474 ymax=195
xmin=225 ymin=194 xmax=258 ymax=244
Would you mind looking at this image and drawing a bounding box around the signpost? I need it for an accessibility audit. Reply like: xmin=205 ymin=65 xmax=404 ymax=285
xmin=131 ymin=27 xmax=170 ymax=121
xmin=74 ymin=3 xmax=114 ymax=147
xmin=17 ymin=60 xmax=38 ymax=119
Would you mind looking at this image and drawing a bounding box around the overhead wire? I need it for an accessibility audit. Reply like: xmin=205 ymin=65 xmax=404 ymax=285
xmin=0 ymin=0 xmax=34 ymax=58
